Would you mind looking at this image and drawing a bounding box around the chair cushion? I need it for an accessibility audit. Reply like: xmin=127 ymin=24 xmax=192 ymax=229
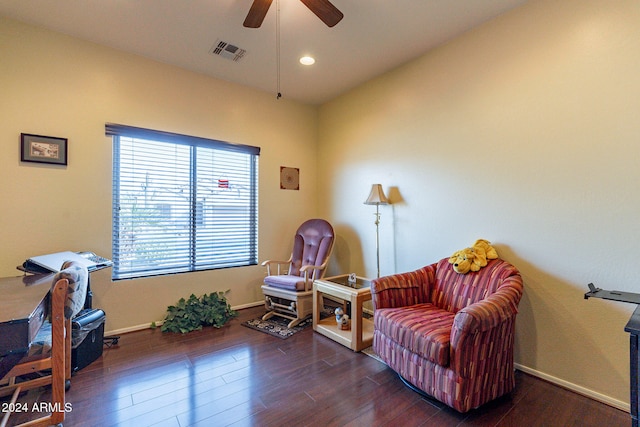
xmin=27 ymin=321 xmax=52 ymax=357
xmin=57 ymin=260 xmax=89 ymax=320
xmin=289 ymin=219 xmax=334 ymax=278
xmin=432 ymin=258 xmax=517 ymax=313
xmin=374 ymin=303 xmax=455 ymax=366
xmin=26 ymin=261 xmax=88 ymax=358
xmin=264 ymin=274 xmax=306 ymax=291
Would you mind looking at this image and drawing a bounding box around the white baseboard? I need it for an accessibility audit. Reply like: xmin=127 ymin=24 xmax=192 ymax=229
xmin=232 ymin=301 xmax=264 ymax=310
xmin=105 ymin=323 xmax=155 ymax=336
xmin=104 ymin=301 xmax=265 ymax=337
xmin=515 ymin=363 xmax=629 ymax=413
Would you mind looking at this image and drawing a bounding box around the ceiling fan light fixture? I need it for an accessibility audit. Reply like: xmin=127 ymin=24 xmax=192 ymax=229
xmin=299 ymin=56 xmax=316 ymax=65
xmin=244 ymin=0 xmax=343 ymax=28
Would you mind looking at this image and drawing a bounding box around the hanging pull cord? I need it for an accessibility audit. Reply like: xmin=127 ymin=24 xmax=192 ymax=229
xmin=276 ymin=0 xmax=282 ymax=99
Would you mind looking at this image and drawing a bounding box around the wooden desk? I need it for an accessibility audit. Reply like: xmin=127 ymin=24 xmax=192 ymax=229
xmin=313 ymin=275 xmax=372 ymax=352
xmin=586 ymin=285 xmax=640 ymax=426
xmin=0 ymin=274 xmax=52 ymax=378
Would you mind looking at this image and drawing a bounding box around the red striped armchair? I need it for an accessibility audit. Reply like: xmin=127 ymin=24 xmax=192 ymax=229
xmin=371 ymin=257 xmax=523 ymax=413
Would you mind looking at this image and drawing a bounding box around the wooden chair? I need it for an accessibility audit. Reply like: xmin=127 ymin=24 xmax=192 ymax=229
xmin=261 ymin=219 xmax=335 ymax=328
xmin=0 ymin=261 xmax=88 ymax=427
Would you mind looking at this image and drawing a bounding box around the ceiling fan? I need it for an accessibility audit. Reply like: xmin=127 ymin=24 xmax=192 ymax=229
xmin=243 ymin=0 xmax=343 ymax=28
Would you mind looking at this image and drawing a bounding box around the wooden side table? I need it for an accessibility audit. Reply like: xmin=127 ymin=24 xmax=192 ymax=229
xmin=313 ymin=274 xmax=372 ymax=352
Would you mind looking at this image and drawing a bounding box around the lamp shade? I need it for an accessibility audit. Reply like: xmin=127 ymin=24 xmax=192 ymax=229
xmin=364 ymin=184 xmax=389 ymax=205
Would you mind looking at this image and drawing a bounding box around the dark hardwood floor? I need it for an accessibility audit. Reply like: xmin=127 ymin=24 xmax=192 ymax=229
xmin=4 ymin=305 xmax=630 ymax=427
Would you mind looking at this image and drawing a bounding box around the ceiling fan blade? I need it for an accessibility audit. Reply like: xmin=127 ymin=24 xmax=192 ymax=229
xmin=243 ymin=0 xmax=274 ymax=28
xmin=299 ymin=0 xmax=344 ymax=27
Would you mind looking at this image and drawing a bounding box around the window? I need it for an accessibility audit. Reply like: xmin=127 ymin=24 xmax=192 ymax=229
xmin=107 ymin=124 xmax=260 ymax=280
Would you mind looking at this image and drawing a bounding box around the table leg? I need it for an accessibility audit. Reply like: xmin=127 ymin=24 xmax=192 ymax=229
xmin=313 ymin=287 xmax=323 ymax=331
xmin=631 ymin=332 xmax=639 ymax=427
xmin=352 ymin=294 xmax=363 ymax=351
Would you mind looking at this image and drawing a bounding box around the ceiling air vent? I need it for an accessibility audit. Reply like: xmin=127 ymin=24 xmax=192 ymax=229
xmin=210 ymin=40 xmax=246 ymax=62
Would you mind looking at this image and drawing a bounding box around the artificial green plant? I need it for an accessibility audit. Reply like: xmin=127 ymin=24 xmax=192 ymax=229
xmin=160 ymin=291 xmax=237 ymax=334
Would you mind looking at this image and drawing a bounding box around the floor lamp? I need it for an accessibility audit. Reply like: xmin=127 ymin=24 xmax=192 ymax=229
xmin=364 ymin=184 xmax=389 ymax=278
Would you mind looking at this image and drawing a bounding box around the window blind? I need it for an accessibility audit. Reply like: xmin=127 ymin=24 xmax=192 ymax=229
xmin=107 ymin=123 xmax=259 ymax=280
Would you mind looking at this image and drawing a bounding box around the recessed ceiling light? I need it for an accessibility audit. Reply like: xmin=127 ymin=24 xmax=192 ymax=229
xmin=299 ymin=56 xmax=315 ymax=65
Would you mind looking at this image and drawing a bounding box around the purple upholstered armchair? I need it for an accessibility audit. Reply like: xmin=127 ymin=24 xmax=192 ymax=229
xmin=261 ymin=219 xmax=335 ymax=328
xmin=371 ymin=257 xmax=523 ymax=413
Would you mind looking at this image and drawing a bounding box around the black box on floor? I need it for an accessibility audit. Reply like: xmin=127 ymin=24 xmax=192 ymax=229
xmin=71 ymin=308 xmax=105 ymax=372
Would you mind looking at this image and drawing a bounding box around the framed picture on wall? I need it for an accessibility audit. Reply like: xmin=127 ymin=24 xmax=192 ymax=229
xmin=20 ymin=133 xmax=68 ymax=165
xmin=280 ymin=166 xmax=300 ymax=190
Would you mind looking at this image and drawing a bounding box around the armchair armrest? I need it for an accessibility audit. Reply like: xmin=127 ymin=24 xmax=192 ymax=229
xmin=453 ymin=278 xmax=523 ymax=333
xmin=299 ymin=263 xmax=326 ymax=276
xmin=450 ymin=275 xmax=523 ymax=376
xmin=299 ymin=263 xmax=330 ymax=290
xmin=371 ymin=263 xmax=437 ymax=309
xmin=261 ymin=257 xmax=292 ymax=276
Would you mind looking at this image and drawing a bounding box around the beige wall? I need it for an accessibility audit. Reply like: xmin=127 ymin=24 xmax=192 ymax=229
xmin=318 ymin=0 xmax=640 ymax=410
xmin=0 ymin=17 xmax=318 ymax=332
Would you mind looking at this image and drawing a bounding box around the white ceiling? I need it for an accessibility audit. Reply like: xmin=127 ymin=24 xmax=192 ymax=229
xmin=0 ymin=0 xmax=529 ymax=105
